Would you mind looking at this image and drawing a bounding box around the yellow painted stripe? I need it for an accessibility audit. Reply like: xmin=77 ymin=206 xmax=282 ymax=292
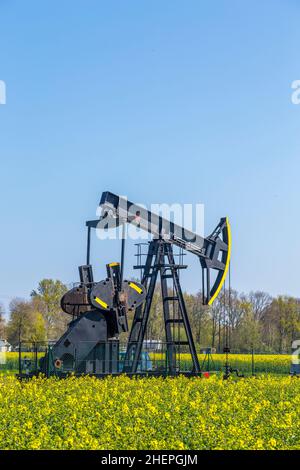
xmin=129 ymin=282 xmax=142 ymax=294
xmin=109 ymin=262 xmax=119 ymax=267
xmin=208 ymin=217 xmax=231 ymax=306
xmin=95 ymin=297 xmax=108 ymax=309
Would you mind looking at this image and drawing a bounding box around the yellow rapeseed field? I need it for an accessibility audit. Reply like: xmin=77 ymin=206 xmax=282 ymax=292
xmin=151 ymin=353 xmax=291 ymax=374
xmin=0 ymin=374 xmax=300 ymax=450
xmin=1 ymin=352 xmax=291 ymax=375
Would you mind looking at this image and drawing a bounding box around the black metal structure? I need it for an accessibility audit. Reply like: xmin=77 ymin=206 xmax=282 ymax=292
xmin=222 ymin=269 xmax=244 ymax=380
xmin=123 ymin=240 xmax=200 ymax=374
xmin=50 ymin=262 xmax=146 ymax=375
xmin=86 ymin=192 xmax=231 ymax=306
xmin=31 ymin=191 xmax=231 ymax=378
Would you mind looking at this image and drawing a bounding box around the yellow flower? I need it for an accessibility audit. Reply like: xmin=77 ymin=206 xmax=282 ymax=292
xmin=269 ymin=438 xmax=277 ymax=448
xmin=0 ymin=373 xmax=299 ymax=450
xmin=255 ymin=439 xmax=264 ymax=449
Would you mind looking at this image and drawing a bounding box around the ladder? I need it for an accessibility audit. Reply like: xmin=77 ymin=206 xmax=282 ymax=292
xmin=123 ymin=239 xmax=201 ymax=375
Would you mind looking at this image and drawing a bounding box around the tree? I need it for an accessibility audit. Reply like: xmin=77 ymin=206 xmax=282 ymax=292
xmin=209 ymin=293 xmax=224 ymax=351
xmin=191 ymin=292 xmax=210 ymax=347
xmin=5 ymin=274 xmax=300 ymax=354
xmin=0 ymin=303 xmax=5 ymax=339
xmin=248 ymin=291 xmax=272 ymax=322
xmin=6 ymin=298 xmax=46 ymax=345
xmin=236 ymin=304 xmax=261 ymax=351
xmin=31 ymin=279 xmax=68 ymax=339
xmin=272 ymin=297 xmax=300 ymax=353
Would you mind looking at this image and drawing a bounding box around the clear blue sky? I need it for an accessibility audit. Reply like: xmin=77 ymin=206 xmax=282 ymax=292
xmin=0 ymin=0 xmax=299 ymax=315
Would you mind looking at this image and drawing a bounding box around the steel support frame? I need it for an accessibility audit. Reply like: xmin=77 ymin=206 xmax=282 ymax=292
xmin=124 ymin=239 xmax=201 ymax=375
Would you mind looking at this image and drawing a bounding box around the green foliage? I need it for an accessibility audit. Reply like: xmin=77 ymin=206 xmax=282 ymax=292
xmin=31 ymin=279 xmax=68 ymax=339
xmin=6 ymin=299 xmax=47 ymax=345
xmin=5 ymin=277 xmax=300 ymax=353
xmin=60 ymin=282 xmax=300 ymax=353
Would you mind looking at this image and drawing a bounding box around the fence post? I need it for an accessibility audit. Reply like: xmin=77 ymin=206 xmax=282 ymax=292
xmin=18 ymin=342 xmax=22 ymax=375
xmin=34 ymin=342 xmax=38 ymax=374
xmin=251 ymin=348 xmax=255 ymax=376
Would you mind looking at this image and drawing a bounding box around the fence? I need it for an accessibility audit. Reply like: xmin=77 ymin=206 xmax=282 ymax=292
xmin=0 ymin=342 xmax=294 ymax=377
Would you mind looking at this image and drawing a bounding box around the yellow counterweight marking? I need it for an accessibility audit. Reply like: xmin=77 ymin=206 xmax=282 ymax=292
xmin=95 ymin=297 xmax=108 ymax=309
xmin=109 ymin=262 xmax=120 ymax=267
xmin=129 ymin=282 xmax=142 ymax=294
xmin=208 ymin=217 xmax=231 ymax=306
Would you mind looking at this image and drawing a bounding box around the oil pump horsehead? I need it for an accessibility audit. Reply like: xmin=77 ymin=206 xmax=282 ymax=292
xmin=49 ymin=191 xmax=231 ymax=376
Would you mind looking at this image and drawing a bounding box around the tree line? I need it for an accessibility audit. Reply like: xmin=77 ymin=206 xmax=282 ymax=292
xmin=0 ymin=279 xmax=299 ymax=353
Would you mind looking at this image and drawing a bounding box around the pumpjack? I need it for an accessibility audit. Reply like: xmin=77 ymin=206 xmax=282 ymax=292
xmin=43 ymin=191 xmax=231 ymax=377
